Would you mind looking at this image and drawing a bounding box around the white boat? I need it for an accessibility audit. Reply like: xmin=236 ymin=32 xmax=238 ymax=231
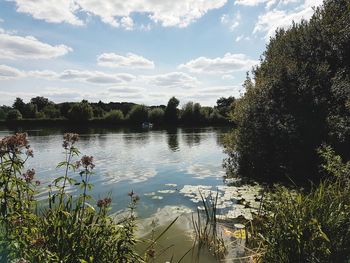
xmin=142 ymin=122 xmax=153 ymax=128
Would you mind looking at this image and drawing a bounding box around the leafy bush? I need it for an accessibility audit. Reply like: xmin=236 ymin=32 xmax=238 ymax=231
xmin=104 ymin=110 xmax=124 ymax=123
xmin=42 ymin=104 xmax=60 ymax=119
xmin=249 ymin=146 xmax=350 ymax=262
xmin=0 ymin=133 xmax=139 ymax=262
xmin=6 ymin=109 xmax=22 ymax=121
xmin=126 ymin=105 xmax=149 ymax=124
xmin=68 ymin=101 xmax=94 ymax=121
xmin=148 ymin=108 xmax=164 ymax=124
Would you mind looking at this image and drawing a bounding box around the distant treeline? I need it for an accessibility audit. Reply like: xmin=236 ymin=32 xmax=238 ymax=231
xmin=0 ymin=96 xmax=235 ymax=126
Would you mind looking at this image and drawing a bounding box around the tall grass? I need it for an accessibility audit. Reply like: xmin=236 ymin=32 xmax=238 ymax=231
xmin=248 ymin=146 xmax=350 ymax=262
xmin=192 ymin=191 xmax=227 ymax=258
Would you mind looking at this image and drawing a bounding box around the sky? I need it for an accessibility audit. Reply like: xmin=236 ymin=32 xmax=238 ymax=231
xmin=0 ymin=0 xmax=323 ymax=106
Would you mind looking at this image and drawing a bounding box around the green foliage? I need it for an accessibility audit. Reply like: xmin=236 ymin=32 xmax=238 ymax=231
xmin=225 ymin=0 xmax=350 ymax=183
xmin=42 ymin=104 xmax=60 ymax=119
xmin=148 ymin=108 xmax=164 ymax=124
xmin=249 ymin=147 xmax=350 ymax=262
xmin=12 ymin=97 xmax=25 ymax=114
xmin=0 ymin=133 xmax=140 ymax=262
xmin=0 ymin=108 xmax=6 ymax=120
xmin=164 ymin=97 xmax=179 ymax=124
xmin=127 ymin=105 xmax=149 ymax=124
xmin=104 ymin=110 xmax=124 ymax=123
xmin=22 ymin=103 xmax=38 ymax=118
xmin=68 ymin=101 xmax=94 ymax=121
xmin=215 ymin=97 xmax=235 ymax=118
xmin=30 ymin=96 xmax=50 ymax=112
xmin=6 ymin=109 xmax=22 ymax=121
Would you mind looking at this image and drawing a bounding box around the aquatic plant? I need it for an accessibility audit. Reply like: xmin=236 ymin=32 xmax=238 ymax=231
xmin=192 ymin=191 xmax=227 ymax=259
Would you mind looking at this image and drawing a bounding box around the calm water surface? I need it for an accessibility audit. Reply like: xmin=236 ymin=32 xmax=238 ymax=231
xmin=1 ymin=126 xmax=252 ymax=262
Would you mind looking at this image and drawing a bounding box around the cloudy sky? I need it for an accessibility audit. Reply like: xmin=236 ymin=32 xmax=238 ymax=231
xmin=0 ymin=0 xmax=322 ymax=106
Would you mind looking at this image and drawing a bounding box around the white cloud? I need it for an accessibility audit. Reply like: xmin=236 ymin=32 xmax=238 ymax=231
xmin=0 ymin=65 xmax=135 ymax=84
xmin=179 ymin=53 xmax=258 ymax=74
xmin=0 ymin=64 xmax=24 ymax=79
xmin=220 ymin=11 xmax=241 ymax=31
xmin=235 ymin=35 xmax=244 ymax=42
xmin=97 ymin=52 xmax=154 ymax=69
xmin=10 ymin=0 xmax=228 ymax=28
xmin=234 ymin=0 xmax=298 ymax=8
xmin=254 ymin=0 xmax=323 ymax=39
xmin=108 ymin=87 xmax=142 ymax=93
xmin=57 ymin=70 xmax=136 ymax=84
xmin=10 ymin=0 xmax=84 ymax=26
xmin=146 ymin=72 xmax=199 ymax=89
xmin=120 ymin=16 xmax=134 ymax=30
xmin=222 ymin=74 xmax=235 ymax=80
xmin=0 ymin=30 xmax=72 ymax=60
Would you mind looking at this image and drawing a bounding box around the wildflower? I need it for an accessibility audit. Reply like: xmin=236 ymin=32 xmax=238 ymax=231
xmin=62 ymin=133 xmax=79 ymax=149
xmin=0 ymin=133 xmax=29 ymax=154
xmin=22 ymin=169 xmax=35 ymax=183
xmin=25 ymin=148 xmax=34 ymax=157
xmin=132 ymin=195 xmax=140 ymax=203
xmin=80 ymin=155 xmax=95 ymax=170
xmin=97 ymin=197 xmax=112 ymax=208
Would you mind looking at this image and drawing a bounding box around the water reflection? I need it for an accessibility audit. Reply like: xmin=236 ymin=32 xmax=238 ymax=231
xmin=166 ymin=127 xmax=179 ymax=152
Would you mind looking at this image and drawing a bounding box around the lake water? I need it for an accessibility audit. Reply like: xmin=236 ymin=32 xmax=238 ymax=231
xmin=0 ymin=126 xmax=258 ymax=262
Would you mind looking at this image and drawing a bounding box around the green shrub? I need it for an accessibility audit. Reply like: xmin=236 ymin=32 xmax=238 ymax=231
xmin=126 ymin=105 xmax=148 ymax=124
xmin=148 ymin=108 xmax=164 ymax=124
xmin=6 ymin=109 xmax=22 ymax=121
xmin=249 ymin=146 xmax=350 ymax=262
xmin=68 ymin=101 xmax=93 ymax=121
xmin=104 ymin=110 xmax=124 ymax=123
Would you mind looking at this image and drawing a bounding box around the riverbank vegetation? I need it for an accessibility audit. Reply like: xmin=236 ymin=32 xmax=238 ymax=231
xmin=223 ymin=0 xmax=350 ymax=261
xmin=0 ymin=133 xmax=141 ymax=262
xmin=0 ymin=96 xmax=234 ymax=127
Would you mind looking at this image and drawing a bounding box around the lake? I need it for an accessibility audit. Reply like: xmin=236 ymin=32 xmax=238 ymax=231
xmin=0 ymin=126 xmax=259 ymax=262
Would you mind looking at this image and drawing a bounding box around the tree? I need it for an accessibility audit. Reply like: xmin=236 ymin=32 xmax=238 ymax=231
xmin=68 ymin=101 xmax=93 ymax=121
xmin=6 ymin=109 xmax=22 ymax=121
xmin=148 ymin=108 xmax=165 ymax=124
xmin=164 ymin=97 xmax=179 ymax=124
xmin=59 ymin=103 xmax=73 ymax=119
xmin=43 ymin=104 xmax=60 ymax=118
xmin=216 ymin=96 xmax=235 ymax=117
xmin=12 ymin=98 xmax=25 ymax=114
xmin=126 ymin=105 xmax=148 ymax=124
xmin=224 ymin=0 xmax=350 ymax=183
xmin=22 ymin=103 xmax=38 ymax=118
xmin=30 ymin=96 xmax=50 ymax=112
xmin=104 ymin=110 xmax=124 ymax=123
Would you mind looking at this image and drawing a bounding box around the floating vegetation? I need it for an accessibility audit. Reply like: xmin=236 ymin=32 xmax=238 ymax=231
xmin=157 ymin=189 xmax=176 ymax=194
xmin=180 ymin=184 xmax=263 ymax=221
xmin=164 ymin=183 xmax=177 ymax=187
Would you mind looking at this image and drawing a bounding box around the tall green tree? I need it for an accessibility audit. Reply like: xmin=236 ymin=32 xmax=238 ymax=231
xmin=225 ymin=0 xmax=350 ymax=183
xmin=164 ymin=97 xmax=179 ymax=124
xmin=30 ymin=96 xmax=50 ymax=112
xmin=12 ymin=98 xmax=25 ymax=114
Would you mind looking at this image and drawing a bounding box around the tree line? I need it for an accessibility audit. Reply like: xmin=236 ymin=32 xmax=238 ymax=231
xmin=0 ymin=96 xmax=235 ymax=126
